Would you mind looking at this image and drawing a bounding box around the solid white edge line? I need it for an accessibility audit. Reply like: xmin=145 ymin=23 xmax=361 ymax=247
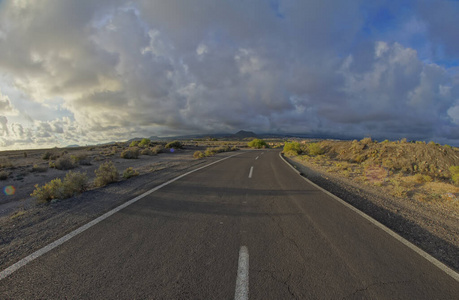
xmin=248 ymin=166 xmax=254 ymax=178
xmin=0 ymin=152 xmax=243 ymax=281
xmin=278 ymin=151 xmax=459 ymax=283
xmin=234 ymin=246 xmax=249 ymax=300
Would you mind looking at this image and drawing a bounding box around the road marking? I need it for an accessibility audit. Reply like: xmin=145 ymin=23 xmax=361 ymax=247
xmin=255 ymin=156 xmax=259 ymax=160
xmin=278 ymin=152 xmax=459 ymax=283
xmin=248 ymin=166 xmax=253 ymax=178
xmin=234 ymin=246 xmax=249 ymax=300
xmin=0 ymin=152 xmax=243 ymax=281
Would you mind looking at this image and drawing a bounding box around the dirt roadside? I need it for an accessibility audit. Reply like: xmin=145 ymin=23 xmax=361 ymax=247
xmin=284 ymin=155 xmax=459 ymax=272
xmin=0 ymin=150 xmax=240 ymax=271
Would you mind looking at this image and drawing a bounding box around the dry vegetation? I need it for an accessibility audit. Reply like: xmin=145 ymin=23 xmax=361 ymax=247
xmin=0 ymin=139 xmax=246 ymax=215
xmin=284 ymin=138 xmax=459 ymax=210
xmin=193 ymin=145 xmax=239 ymax=159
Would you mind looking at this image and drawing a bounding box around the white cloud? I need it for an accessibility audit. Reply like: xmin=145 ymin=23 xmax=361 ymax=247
xmin=0 ymin=0 xmax=457 ymax=149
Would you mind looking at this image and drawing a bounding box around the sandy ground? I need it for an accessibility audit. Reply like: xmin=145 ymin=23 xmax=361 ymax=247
xmin=285 ymin=155 xmax=459 ymax=272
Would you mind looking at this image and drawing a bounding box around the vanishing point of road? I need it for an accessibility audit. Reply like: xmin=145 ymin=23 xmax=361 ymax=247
xmin=1 ymin=150 xmax=458 ymax=299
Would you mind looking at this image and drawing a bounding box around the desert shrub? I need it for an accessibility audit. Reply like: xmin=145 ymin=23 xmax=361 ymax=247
xmin=62 ymin=171 xmax=88 ymax=196
xmin=0 ymin=157 xmax=13 ymax=168
xmin=129 ymin=140 xmax=140 ymax=147
xmin=449 ymin=166 xmax=459 ymax=185
xmin=202 ymin=146 xmax=233 ymax=157
xmin=121 ymin=147 xmax=140 ymax=159
xmin=165 ymin=141 xmax=183 ymax=149
xmin=0 ymin=171 xmax=8 ymax=180
xmin=123 ymin=167 xmax=139 ymax=179
xmin=307 ymin=143 xmax=324 ymax=156
xmin=42 ymin=151 xmax=52 ymax=160
xmin=71 ymin=154 xmax=91 ymax=165
xmin=32 ymin=164 xmax=48 ymax=172
xmin=152 ymin=145 xmax=165 ymax=154
xmin=141 ymin=148 xmax=155 ymax=156
xmin=360 ymin=137 xmax=373 ymax=144
xmin=110 ymin=146 xmax=117 ymax=155
xmin=248 ymin=139 xmax=267 ymax=149
xmin=204 ymin=148 xmax=215 ymax=156
xmin=94 ymin=161 xmax=119 ymax=187
xmin=353 ymin=154 xmax=366 ymax=163
xmin=54 ymin=155 xmax=77 ymax=170
xmin=138 ymin=138 xmax=151 ymax=148
xmin=283 ymin=142 xmax=302 ymax=156
xmin=30 ymin=171 xmax=88 ymax=203
xmin=413 ymin=174 xmax=433 ymax=184
xmin=444 ymin=144 xmax=452 ymax=149
xmin=193 ymin=151 xmax=205 ymax=159
xmin=31 ymin=178 xmax=63 ymax=202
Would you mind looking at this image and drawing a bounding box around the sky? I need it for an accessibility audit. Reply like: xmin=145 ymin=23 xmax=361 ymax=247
xmin=0 ymin=0 xmax=458 ymax=149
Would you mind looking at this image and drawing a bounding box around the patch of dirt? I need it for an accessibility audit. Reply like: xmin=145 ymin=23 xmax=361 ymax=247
xmin=284 ymin=155 xmax=459 ymax=272
xmin=0 ymin=144 xmax=239 ymax=271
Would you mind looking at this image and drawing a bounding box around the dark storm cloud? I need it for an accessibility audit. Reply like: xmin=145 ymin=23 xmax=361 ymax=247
xmin=0 ymin=0 xmax=457 ymax=149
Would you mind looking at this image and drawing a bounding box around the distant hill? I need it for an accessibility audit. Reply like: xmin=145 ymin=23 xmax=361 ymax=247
xmin=233 ymin=130 xmax=257 ymax=138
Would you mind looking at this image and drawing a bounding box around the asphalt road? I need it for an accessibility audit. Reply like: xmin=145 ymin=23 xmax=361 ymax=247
xmin=1 ymin=150 xmax=458 ymax=299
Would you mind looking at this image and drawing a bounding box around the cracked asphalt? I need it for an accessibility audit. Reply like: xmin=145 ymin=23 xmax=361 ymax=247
xmin=0 ymin=149 xmax=458 ymax=299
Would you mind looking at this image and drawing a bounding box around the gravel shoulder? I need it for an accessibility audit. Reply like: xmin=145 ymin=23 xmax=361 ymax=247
xmin=0 ymin=149 xmax=239 ymax=271
xmin=284 ymin=155 xmax=459 ymax=272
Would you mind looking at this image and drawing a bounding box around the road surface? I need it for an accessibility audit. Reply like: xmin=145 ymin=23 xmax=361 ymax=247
xmin=0 ymin=150 xmax=458 ymax=299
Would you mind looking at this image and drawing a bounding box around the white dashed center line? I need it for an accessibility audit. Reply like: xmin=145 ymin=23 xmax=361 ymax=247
xmin=234 ymin=246 xmax=249 ymax=300
xmin=248 ymin=166 xmax=253 ymax=178
xmin=255 ymin=156 xmax=259 ymax=160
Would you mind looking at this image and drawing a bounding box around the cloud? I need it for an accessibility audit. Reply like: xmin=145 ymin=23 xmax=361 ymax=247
xmin=0 ymin=0 xmax=457 ymax=149
xmin=0 ymin=90 xmax=16 ymax=114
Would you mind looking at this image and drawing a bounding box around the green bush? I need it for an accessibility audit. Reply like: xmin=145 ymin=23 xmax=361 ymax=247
xmin=31 ymin=178 xmax=63 ymax=202
xmin=62 ymin=171 xmax=89 ymax=196
xmin=193 ymin=151 xmax=205 ymax=159
xmin=248 ymin=139 xmax=267 ymax=149
xmin=121 ymin=147 xmax=140 ymax=159
xmin=165 ymin=141 xmax=183 ymax=149
xmin=307 ymin=143 xmax=324 ymax=156
xmin=138 ymin=138 xmax=151 ymax=148
xmin=94 ymin=161 xmax=119 ymax=187
xmin=283 ymin=141 xmax=302 ymax=155
xmin=129 ymin=140 xmax=140 ymax=147
xmin=54 ymin=155 xmax=77 ymax=170
xmin=449 ymin=166 xmax=459 ymax=185
xmin=30 ymin=171 xmax=88 ymax=203
xmin=123 ymin=167 xmax=139 ymax=179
